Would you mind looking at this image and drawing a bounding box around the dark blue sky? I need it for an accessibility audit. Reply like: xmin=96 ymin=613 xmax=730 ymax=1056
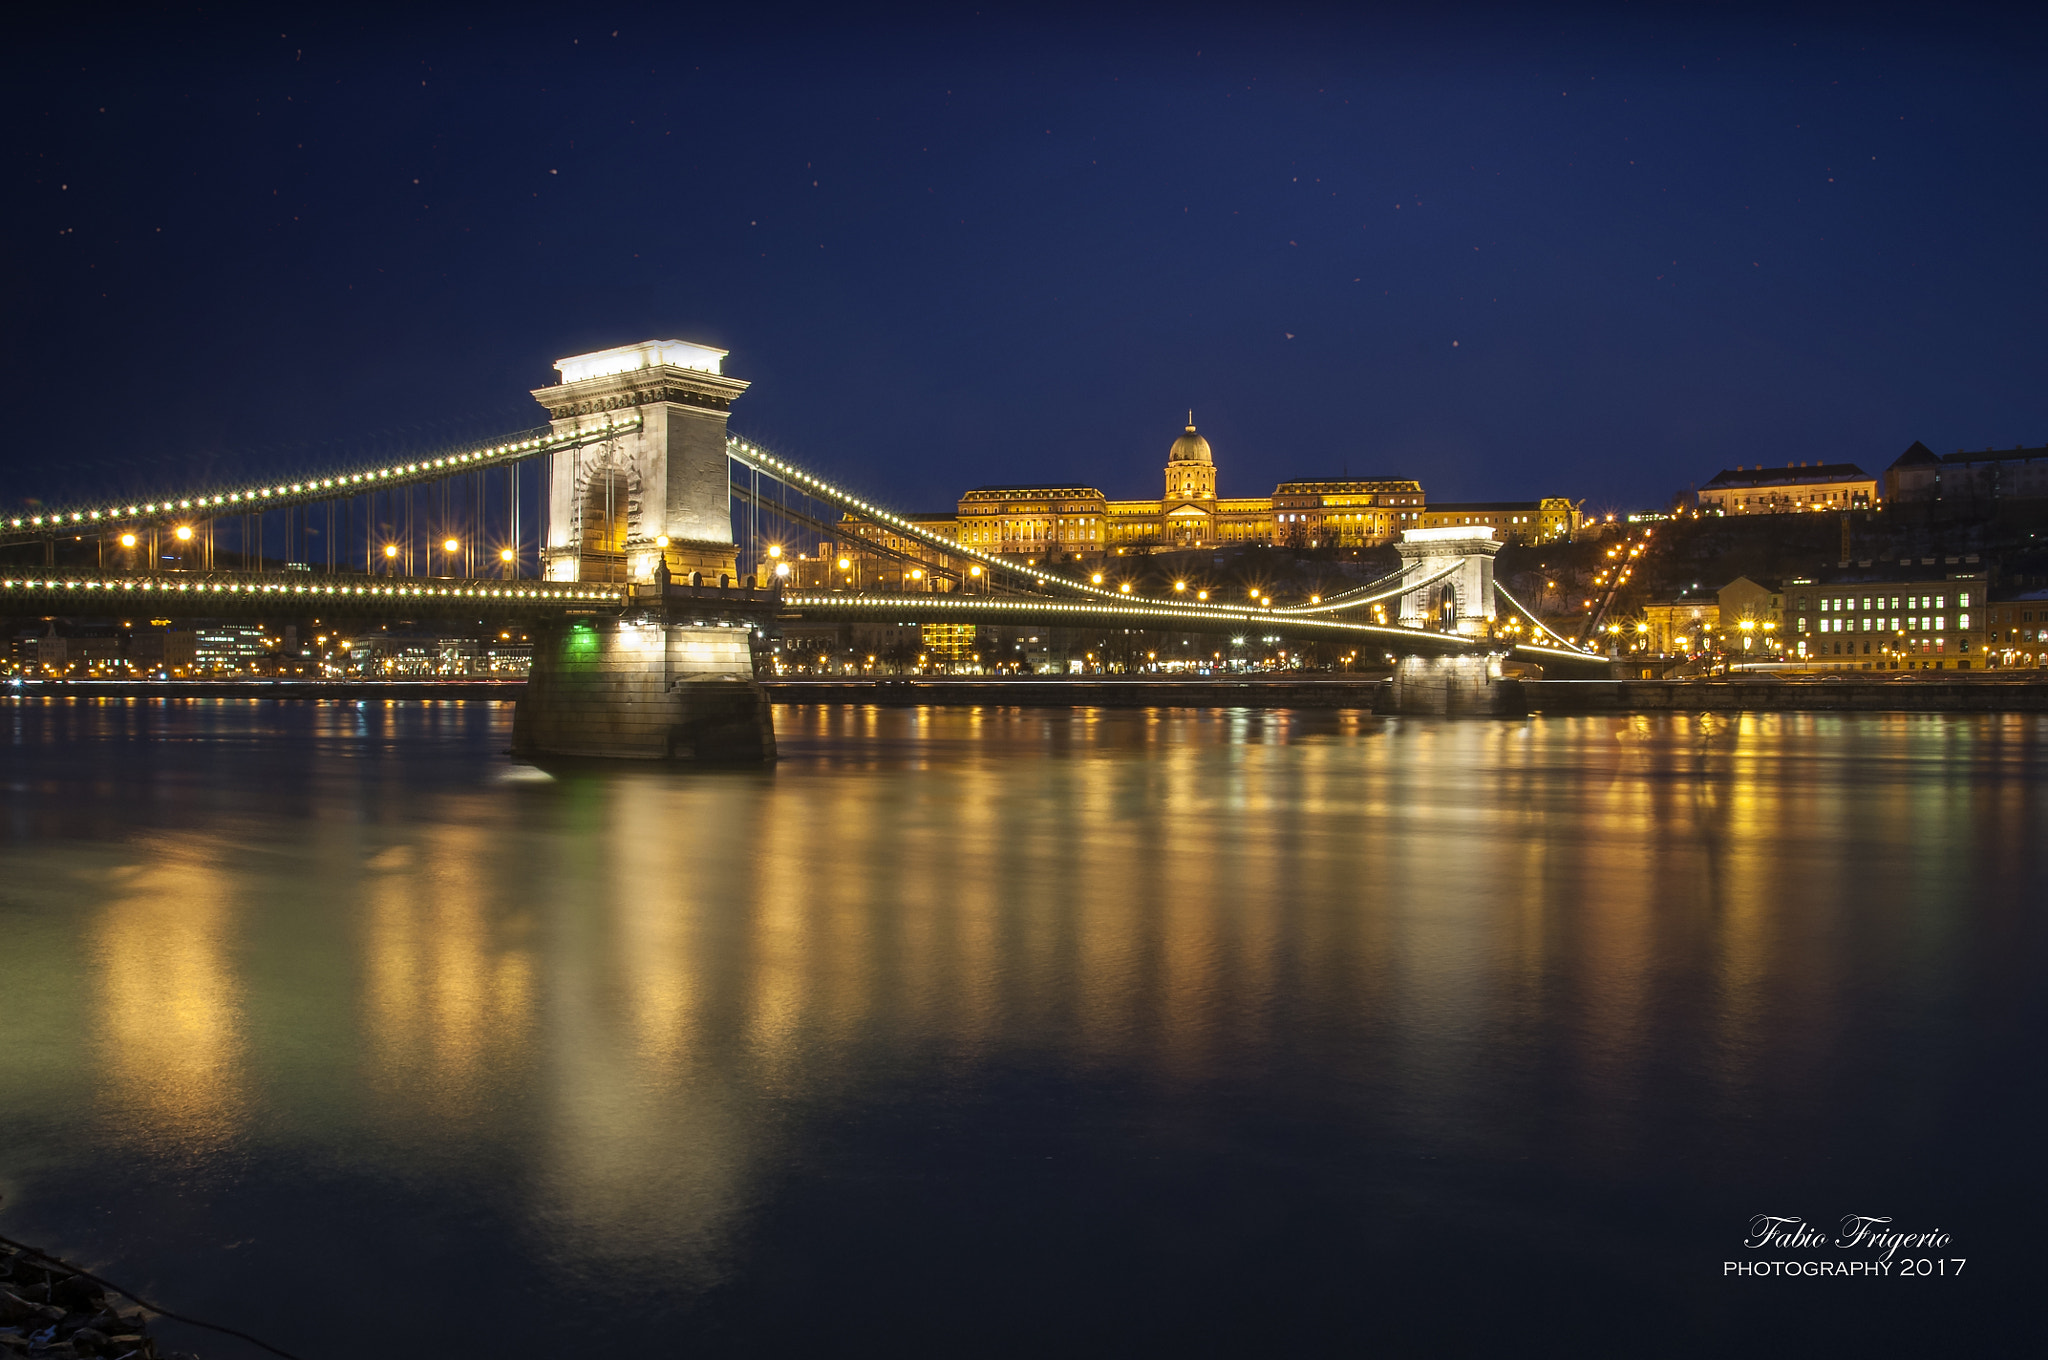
xmin=7 ymin=3 xmax=2045 ymax=516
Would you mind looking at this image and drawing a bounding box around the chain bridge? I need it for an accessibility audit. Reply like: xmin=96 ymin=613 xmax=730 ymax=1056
xmin=2 ymin=339 xmax=1602 ymax=758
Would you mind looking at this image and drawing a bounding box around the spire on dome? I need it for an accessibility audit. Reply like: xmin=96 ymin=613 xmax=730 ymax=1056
xmin=1167 ymin=417 xmax=1213 ymax=466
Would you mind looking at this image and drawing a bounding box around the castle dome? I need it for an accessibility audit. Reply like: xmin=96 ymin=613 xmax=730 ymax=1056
xmin=1168 ymin=412 xmax=1213 ymax=465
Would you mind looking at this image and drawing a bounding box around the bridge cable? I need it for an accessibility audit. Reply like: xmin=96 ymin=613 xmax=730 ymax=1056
xmin=1494 ymin=583 xmax=1597 ymax=654
xmin=725 ymin=438 xmax=1129 ymax=602
xmin=1270 ymin=558 xmax=1465 ymax=616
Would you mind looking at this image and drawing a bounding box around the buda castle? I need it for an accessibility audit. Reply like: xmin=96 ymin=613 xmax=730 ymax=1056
xmin=851 ymin=417 xmax=1580 ymax=563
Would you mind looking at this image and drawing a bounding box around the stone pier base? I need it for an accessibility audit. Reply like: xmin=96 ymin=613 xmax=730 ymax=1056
xmin=1389 ymin=653 xmax=1525 ymax=716
xmin=512 ymin=612 xmax=776 ymax=762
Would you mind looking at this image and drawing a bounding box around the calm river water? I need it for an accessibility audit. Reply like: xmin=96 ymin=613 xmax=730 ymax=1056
xmin=2 ymin=698 xmax=2043 ymax=1355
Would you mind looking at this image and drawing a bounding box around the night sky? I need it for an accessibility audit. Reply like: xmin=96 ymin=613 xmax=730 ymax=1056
xmin=7 ymin=3 xmax=2046 ymax=517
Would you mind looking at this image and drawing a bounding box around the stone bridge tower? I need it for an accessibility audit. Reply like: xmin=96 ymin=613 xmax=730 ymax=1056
xmin=534 ymin=340 xmax=749 ymax=584
xmin=1394 ymin=526 xmax=1501 ymax=633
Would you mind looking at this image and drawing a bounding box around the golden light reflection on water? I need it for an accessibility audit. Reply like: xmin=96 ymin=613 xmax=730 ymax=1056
xmin=361 ymin=833 xmax=535 ymax=1115
xmin=90 ymin=844 xmax=247 ymax=1150
xmin=5 ymin=700 xmax=2040 ymax=1280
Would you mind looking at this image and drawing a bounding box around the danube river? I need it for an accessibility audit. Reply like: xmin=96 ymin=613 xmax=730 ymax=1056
xmin=2 ymin=699 xmax=2041 ymax=1354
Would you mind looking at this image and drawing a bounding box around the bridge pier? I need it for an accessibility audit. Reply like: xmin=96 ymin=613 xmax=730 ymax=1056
xmin=1388 ymin=653 xmax=1525 ymax=716
xmin=513 ymin=600 xmax=775 ymax=763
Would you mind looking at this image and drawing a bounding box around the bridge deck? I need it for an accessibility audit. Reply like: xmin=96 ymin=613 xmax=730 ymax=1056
xmin=0 ymin=570 xmax=626 ymax=617
xmin=0 ymin=570 xmax=1604 ymax=670
xmin=775 ymin=591 xmax=1609 ymax=668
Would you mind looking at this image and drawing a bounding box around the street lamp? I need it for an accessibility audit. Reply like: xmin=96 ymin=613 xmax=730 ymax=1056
xmin=174 ymin=525 xmax=193 ymax=542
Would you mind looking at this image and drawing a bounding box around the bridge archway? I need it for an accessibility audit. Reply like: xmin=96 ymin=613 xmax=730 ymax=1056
xmin=573 ymin=458 xmax=637 ymax=583
xmin=1432 ymin=580 xmax=1461 ymax=633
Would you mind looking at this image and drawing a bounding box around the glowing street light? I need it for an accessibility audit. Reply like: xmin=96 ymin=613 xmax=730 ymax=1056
xmin=174 ymin=525 xmax=194 ymax=542
xmin=384 ymin=544 xmax=399 ymax=559
xmin=443 ymin=538 xmax=459 ymax=553
xmin=119 ymin=533 xmax=137 ymax=548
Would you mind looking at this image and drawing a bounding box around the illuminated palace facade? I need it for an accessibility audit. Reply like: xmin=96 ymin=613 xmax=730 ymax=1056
xmin=836 ymin=418 xmax=1579 ymax=570
xmin=949 ymin=418 xmax=1426 ymax=557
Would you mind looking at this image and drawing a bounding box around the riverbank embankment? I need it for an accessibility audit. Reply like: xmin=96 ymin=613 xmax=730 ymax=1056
xmin=4 ymin=680 xmax=523 ymax=700
xmin=10 ymin=675 xmax=2048 ymax=712
xmin=765 ymin=676 xmax=2048 ymax=713
xmin=1 ymin=1235 xmax=187 ymax=1359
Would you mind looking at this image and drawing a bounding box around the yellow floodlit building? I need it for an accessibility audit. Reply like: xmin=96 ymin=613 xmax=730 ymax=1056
xmin=829 ymin=416 xmax=1576 ymax=565
xmin=1697 ymin=463 xmax=1878 ymax=514
xmin=1420 ymin=499 xmax=1584 ymax=544
xmin=1639 ymin=599 xmax=1720 ymax=655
